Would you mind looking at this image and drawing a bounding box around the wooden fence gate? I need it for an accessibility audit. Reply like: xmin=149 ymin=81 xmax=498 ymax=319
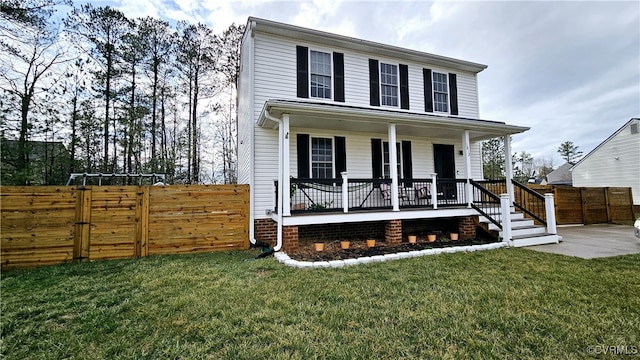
xmin=1 ymin=185 xmax=249 ymax=269
xmin=529 ymin=185 xmax=634 ymax=225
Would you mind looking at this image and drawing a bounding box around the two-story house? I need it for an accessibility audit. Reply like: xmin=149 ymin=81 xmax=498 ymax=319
xmin=238 ymin=17 xmax=559 ymax=253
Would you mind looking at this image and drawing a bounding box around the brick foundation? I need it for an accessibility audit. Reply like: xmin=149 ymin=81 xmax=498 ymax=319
xmin=283 ymin=225 xmax=299 ymax=253
xmin=458 ymin=216 xmax=478 ymax=240
xmin=254 ymin=218 xmax=277 ymax=246
xmin=385 ymin=219 xmax=403 ymax=244
xmin=255 ymin=215 xmax=479 ymax=253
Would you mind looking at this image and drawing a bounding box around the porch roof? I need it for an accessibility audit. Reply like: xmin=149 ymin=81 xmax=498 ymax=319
xmin=258 ymin=99 xmax=530 ymax=141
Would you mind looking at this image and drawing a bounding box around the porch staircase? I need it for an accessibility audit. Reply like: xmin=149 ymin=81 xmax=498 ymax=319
xmin=478 ymin=208 xmax=560 ymax=247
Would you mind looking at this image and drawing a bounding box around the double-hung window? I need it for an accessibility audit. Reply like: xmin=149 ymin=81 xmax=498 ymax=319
xmin=310 ymin=50 xmax=332 ymax=99
xmin=382 ymin=141 xmax=402 ymax=179
xmin=432 ymin=71 xmax=449 ymax=112
xmin=380 ymin=63 xmax=398 ymax=107
xmin=311 ymin=137 xmax=333 ymax=178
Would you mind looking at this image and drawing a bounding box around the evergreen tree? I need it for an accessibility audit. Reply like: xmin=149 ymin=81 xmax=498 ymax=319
xmin=557 ymin=141 xmax=583 ymax=165
xmin=482 ymin=138 xmax=505 ymax=180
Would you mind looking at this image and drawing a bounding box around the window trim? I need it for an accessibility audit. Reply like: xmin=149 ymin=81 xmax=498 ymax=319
xmin=308 ymin=48 xmax=333 ymax=100
xmin=309 ymin=136 xmax=335 ymax=179
xmin=379 ymin=62 xmax=399 ymax=108
xmin=432 ymin=70 xmax=450 ymax=113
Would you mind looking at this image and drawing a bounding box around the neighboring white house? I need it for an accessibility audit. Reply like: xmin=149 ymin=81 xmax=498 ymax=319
xmin=571 ymin=118 xmax=640 ymax=205
xmin=237 ymin=17 xmax=559 ymax=252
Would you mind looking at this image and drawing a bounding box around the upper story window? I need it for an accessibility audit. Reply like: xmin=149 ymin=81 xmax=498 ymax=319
xmin=380 ymin=63 xmax=398 ymax=107
xmin=310 ymin=50 xmax=332 ymax=99
xmin=432 ymin=71 xmax=449 ymax=112
xmin=297 ymin=46 xmax=344 ymax=102
xmin=311 ymin=137 xmax=333 ymax=179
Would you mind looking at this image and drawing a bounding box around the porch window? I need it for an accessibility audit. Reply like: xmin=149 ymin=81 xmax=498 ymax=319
xmin=433 ymin=71 xmax=449 ymax=112
xmin=310 ymin=50 xmax=332 ymax=99
xmin=311 ymin=137 xmax=333 ymax=178
xmin=382 ymin=142 xmax=402 ymax=178
xmin=380 ymin=63 xmax=398 ymax=107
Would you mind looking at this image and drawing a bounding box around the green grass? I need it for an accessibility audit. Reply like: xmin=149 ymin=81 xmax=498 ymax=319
xmin=2 ymin=249 xmax=639 ymax=359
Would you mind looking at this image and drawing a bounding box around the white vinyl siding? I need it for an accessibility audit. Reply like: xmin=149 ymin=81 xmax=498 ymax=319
xmin=251 ymin=32 xmax=481 ymax=120
xmin=237 ymin=29 xmax=254 ymax=184
xmin=456 ymin=72 xmax=480 ymax=117
xmin=244 ymin=31 xmax=487 ymax=218
xmin=572 ymin=119 xmax=640 ymax=204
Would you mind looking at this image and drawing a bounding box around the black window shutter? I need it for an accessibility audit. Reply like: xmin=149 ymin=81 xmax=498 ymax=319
xmin=369 ymin=59 xmax=380 ymax=106
xmin=333 ymin=52 xmax=345 ymax=102
xmin=335 ymin=136 xmax=346 ymax=174
xmin=424 ymin=68 xmax=433 ymax=112
xmin=449 ymin=73 xmax=458 ymax=115
xmin=399 ymin=64 xmax=409 ymax=110
xmin=296 ymin=46 xmax=308 ymax=98
xmin=297 ymin=134 xmax=309 ymax=178
xmin=402 ymin=141 xmax=413 ymax=186
xmin=371 ymin=138 xmax=382 ymax=180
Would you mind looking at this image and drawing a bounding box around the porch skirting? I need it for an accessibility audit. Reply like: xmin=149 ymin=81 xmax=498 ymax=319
xmin=254 ymin=216 xmax=479 ymax=253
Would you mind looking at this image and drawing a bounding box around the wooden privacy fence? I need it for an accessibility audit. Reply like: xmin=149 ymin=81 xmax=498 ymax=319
xmin=528 ymin=185 xmax=634 ymax=225
xmin=1 ymin=185 xmax=249 ymax=269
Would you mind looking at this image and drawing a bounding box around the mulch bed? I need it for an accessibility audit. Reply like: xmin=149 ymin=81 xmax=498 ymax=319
xmin=289 ymin=237 xmax=500 ymax=262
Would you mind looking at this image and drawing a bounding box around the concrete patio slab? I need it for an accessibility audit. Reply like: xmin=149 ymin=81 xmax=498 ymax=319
xmin=526 ymin=224 xmax=640 ymax=259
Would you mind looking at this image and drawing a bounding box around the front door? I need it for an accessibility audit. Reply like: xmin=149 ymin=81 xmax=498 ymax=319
xmin=433 ymin=144 xmax=456 ymax=200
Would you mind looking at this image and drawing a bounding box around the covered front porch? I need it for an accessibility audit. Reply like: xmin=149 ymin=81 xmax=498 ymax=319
xmin=255 ymin=99 xmax=559 ymax=252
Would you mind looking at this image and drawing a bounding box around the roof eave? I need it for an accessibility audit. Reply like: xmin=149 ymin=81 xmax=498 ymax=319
xmin=258 ymin=100 xmax=529 ymax=136
xmin=247 ymin=17 xmax=488 ymax=74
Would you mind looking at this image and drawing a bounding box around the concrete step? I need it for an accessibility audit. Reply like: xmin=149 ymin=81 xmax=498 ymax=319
xmin=502 ymin=225 xmax=547 ymax=238
xmin=511 ymin=233 xmax=560 ymax=247
xmin=486 ymin=218 xmax=535 ymax=231
xmin=477 ymin=211 xmax=524 ymax=222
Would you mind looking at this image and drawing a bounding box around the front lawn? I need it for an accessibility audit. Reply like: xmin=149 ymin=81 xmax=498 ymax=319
xmin=2 ymin=249 xmax=639 ymax=359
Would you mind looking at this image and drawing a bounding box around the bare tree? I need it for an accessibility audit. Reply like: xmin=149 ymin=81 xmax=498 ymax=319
xmin=65 ymin=5 xmax=131 ymax=172
xmin=176 ymin=22 xmax=219 ymax=183
xmin=0 ymin=1 xmax=69 ymax=184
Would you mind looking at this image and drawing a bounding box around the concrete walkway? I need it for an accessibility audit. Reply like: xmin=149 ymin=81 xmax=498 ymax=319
xmin=526 ymin=224 xmax=640 ymax=259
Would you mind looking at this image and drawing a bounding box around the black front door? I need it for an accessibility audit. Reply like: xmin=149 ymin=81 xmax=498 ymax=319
xmin=433 ymin=144 xmax=456 ymax=200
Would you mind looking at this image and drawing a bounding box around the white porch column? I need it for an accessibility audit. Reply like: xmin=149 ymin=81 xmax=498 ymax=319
xmin=275 ymin=116 xmax=284 ymax=251
xmin=341 ymin=172 xmax=349 ymax=213
xmin=388 ymin=123 xmax=399 ymax=211
xmin=500 ymin=193 xmax=513 ymax=246
xmin=503 ymin=134 xmax=515 ymax=204
xmin=282 ymin=114 xmax=291 ymax=216
xmin=463 ymin=130 xmax=472 ymax=208
xmin=431 ymin=173 xmax=438 ymax=210
xmin=545 ymin=193 xmax=557 ymax=235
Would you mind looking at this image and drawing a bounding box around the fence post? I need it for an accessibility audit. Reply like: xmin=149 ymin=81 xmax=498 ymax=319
xmin=341 ymin=172 xmax=349 ymax=213
xmin=500 ymin=194 xmax=512 ymax=246
xmin=545 ymin=193 xmax=557 ymax=235
xmin=73 ymin=186 xmax=92 ymax=261
xmin=135 ymin=186 xmax=150 ymax=257
xmin=604 ymin=187 xmax=612 ymax=224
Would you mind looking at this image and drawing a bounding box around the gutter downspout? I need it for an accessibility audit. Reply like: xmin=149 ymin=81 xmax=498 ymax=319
xmin=264 ymin=109 xmax=284 ymax=252
xmin=247 ymin=19 xmax=257 ymax=246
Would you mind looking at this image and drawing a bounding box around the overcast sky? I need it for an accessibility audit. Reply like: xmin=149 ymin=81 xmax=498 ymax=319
xmin=81 ymin=0 xmax=639 ymax=166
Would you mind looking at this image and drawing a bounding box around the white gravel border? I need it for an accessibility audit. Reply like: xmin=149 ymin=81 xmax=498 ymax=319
xmin=273 ymin=242 xmax=508 ymax=268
